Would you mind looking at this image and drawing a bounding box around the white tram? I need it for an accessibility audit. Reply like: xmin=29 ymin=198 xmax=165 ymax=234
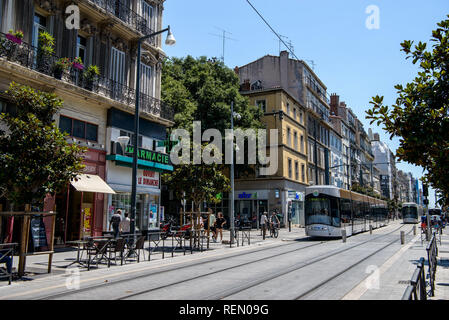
xmin=402 ymin=202 xmax=420 ymax=224
xmin=305 ymin=186 xmax=388 ymax=238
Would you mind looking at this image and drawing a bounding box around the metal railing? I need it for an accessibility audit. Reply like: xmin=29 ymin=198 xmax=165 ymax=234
xmin=88 ymin=0 xmax=157 ymax=46
xmin=402 ymin=233 xmax=439 ymax=300
xmin=0 ymin=33 xmax=174 ymax=122
xmin=402 ymin=257 xmax=427 ymax=300
xmin=427 ymin=233 xmax=438 ymax=297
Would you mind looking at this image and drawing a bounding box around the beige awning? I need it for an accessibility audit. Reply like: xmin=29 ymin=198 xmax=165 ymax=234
xmin=70 ymin=174 xmax=116 ymax=194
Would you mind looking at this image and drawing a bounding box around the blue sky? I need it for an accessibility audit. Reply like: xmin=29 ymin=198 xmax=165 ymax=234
xmin=162 ymin=0 xmax=449 ymax=208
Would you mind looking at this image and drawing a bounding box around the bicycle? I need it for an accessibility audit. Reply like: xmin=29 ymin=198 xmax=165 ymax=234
xmin=269 ymin=222 xmax=279 ymax=238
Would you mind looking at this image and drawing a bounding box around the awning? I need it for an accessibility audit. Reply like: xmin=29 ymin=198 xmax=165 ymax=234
xmin=70 ymin=174 xmax=116 ymax=194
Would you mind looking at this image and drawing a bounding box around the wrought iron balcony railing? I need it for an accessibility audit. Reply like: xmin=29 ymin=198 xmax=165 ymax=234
xmin=0 ymin=33 xmax=173 ymax=122
xmin=88 ymin=0 xmax=157 ymax=46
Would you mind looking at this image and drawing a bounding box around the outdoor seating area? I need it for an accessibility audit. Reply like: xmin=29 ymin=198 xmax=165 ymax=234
xmin=63 ymin=229 xmax=213 ymax=271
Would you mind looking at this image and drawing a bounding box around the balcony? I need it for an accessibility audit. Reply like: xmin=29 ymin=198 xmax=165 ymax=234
xmin=87 ymin=0 xmax=157 ymax=46
xmin=0 ymin=33 xmax=173 ymax=122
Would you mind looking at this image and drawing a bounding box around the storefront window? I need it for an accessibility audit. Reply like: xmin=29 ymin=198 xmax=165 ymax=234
xmin=109 ymin=193 xmax=160 ymax=231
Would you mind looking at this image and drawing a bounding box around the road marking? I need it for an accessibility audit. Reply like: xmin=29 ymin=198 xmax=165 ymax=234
xmin=341 ymin=234 xmax=420 ymax=300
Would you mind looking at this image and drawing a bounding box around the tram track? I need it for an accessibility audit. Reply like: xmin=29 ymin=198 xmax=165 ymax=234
xmin=209 ymin=224 xmax=408 ymax=300
xmin=294 ymin=227 xmax=415 ymax=300
xmin=36 ymin=237 xmax=324 ymax=300
xmin=113 ymin=224 xmax=406 ymax=300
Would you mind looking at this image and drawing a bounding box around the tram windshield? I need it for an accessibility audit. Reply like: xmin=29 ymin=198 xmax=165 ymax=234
xmin=305 ymin=195 xmax=340 ymax=227
xmin=402 ymin=206 xmax=418 ymax=219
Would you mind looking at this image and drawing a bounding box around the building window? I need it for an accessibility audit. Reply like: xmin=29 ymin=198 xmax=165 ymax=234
xmin=256 ymin=100 xmax=266 ymax=113
xmin=301 ymin=164 xmax=305 ymax=182
xmin=288 ymin=158 xmax=292 ymax=179
xmin=286 ymin=102 xmax=290 ymax=115
xmin=59 ymin=115 xmax=98 ymax=142
xmin=33 ymin=13 xmax=48 ymax=49
xmin=141 ymin=0 xmax=157 ymax=32
xmin=301 ymin=135 xmax=304 ymax=154
xmin=293 ymin=108 xmax=296 ymax=120
xmin=140 ymin=62 xmax=154 ymax=97
xmin=295 ymin=161 xmax=299 ymax=180
xmin=76 ymin=35 xmax=87 ymax=65
xmin=287 ymin=127 xmax=291 ymax=147
xmin=110 ymin=47 xmax=126 ymax=85
xmin=294 ymin=131 xmax=298 ymax=150
xmin=300 ymin=111 xmax=303 ymax=124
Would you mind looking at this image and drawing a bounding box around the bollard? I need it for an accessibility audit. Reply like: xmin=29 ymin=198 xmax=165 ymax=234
xmin=370 ymin=225 xmax=373 ymax=235
xmin=341 ymin=229 xmax=347 ymax=243
xmin=413 ymin=225 xmax=416 ymax=236
xmin=401 ymin=231 xmax=405 ymax=245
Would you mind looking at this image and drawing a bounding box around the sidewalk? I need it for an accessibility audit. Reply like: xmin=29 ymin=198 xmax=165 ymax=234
xmin=429 ymin=228 xmax=449 ymax=300
xmin=347 ymin=225 xmax=449 ymax=300
xmin=0 ymin=226 xmax=306 ymax=285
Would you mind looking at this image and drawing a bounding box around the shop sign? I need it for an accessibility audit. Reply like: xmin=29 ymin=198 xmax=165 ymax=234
xmin=238 ymin=192 xmax=258 ymax=199
xmin=125 ymin=145 xmax=170 ymax=165
xmin=137 ymin=170 xmax=159 ymax=187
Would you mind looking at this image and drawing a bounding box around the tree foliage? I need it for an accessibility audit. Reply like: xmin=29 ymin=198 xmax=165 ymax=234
xmin=162 ymin=56 xmax=264 ymax=132
xmin=0 ymin=82 xmax=85 ymax=208
xmin=366 ymin=16 xmax=449 ymax=206
xmin=161 ymin=56 xmax=265 ymax=208
xmin=164 ymin=143 xmax=230 ymax=211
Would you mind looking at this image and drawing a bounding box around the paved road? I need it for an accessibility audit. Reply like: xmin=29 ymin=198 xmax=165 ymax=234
xmin=0 ymin=220 xmax=417 ymax=300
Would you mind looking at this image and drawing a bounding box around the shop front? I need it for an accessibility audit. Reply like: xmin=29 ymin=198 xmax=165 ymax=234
xmin=287 ymin=190 xmax=305 ymax=226
xmin=54 ymin=148 xmax=115 ymax=244
xmin=234 ymin=190 xmax=269 ymax=228
xmin=106 ymin=145 xmax=173 ymax=232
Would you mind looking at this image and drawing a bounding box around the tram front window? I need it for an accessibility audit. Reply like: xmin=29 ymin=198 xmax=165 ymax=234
xmin=402 ymin=206 xmax=418 ymax=219
xmin=305 ymin=195 xmax=340 ymax=227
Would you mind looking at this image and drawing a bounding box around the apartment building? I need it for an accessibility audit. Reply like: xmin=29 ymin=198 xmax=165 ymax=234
xmin=236 ymin=86 xmax=308 ymax=226
xmin=0 ymin=0 xmax=174 ymax=243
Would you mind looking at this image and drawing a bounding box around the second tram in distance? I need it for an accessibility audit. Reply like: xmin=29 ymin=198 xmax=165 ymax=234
xmin=402 ymin=202 xmax=422 ymax=224
xmin=305 ymin=185 xmax=389 ymax=238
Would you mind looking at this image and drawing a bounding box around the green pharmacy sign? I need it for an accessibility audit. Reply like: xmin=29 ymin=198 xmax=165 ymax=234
xmin=125 ymin=146 xmax=170 ymax=165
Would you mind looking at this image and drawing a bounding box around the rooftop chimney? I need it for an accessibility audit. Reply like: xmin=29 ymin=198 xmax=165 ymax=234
xmin=330 ymin=93 xmax=340 ymax=116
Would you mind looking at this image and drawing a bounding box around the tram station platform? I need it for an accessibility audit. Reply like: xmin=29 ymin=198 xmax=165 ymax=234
xmin=343 ymin=224 xmax=449 ymax=300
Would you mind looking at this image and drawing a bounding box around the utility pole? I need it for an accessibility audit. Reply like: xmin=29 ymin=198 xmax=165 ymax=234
xmin=230 ymin=101 xmax=235 ymax=244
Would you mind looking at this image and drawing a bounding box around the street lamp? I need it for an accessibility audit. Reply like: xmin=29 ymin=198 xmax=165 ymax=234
xmin=230 ymin=101 xmax=241 ymax=245
xmin=130 ymin=26 xmax=176 ymax=241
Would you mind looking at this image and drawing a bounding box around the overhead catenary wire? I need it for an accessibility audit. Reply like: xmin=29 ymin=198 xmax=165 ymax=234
xmin=245 ymin=0 xmax=301 ymax=62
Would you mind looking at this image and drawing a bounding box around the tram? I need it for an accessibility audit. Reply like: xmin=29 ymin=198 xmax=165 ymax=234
xmin=305 ymin=186 xmax=388 ymax=238
xmin=402 ymin=203 xmax=420 ymax=224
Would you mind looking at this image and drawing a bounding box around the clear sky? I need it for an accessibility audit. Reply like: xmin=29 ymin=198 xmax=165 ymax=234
xmin=162 ymin=0 xmax=449 ymax=208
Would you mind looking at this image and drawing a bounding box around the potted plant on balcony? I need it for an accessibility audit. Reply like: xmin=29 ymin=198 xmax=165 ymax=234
xmin=6 ymin=29 xmax=23 ymax=44
xmin=82 ymin=65 xmax=100 ymax=91
xmin=52 ymin=57 xmax=71 ymax=80
xmin=36 ymin=31 xmax=55 ymax=74
xmin=72 ymin=56 xmax=84 ymax=71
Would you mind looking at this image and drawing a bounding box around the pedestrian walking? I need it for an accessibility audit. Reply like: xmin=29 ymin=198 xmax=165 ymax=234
xmin=120 ymin=212 xmax=131 ymax=234
xmin=260 ymin=212 xmax=268 ymax=240
xmin=215 ymin=212 xmax=226 ymax=242
xmin=209 ymin=211 xmax=217 ymax=242
xmin=110 ymin=209 xmax=122 ymax=239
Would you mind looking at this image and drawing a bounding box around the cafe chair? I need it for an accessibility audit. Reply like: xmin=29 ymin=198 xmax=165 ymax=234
xmin=129 ymin=236 xmax=146 ymax=263
xmin=106 ymin=238 xmax=126 ymax=267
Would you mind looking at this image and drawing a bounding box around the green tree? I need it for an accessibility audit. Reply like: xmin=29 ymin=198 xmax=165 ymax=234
xmin=162 ymin=56 xmax=264 ymax=132
xmin=0 ymin=82 xmax=85 ymax=209
xmin=366 ymin=16 xmax=449 ymax=206
xmin=164 ymin=143 xmax=230 ymax=212
xmin=161 ymin=56 xmax=265 ymax=209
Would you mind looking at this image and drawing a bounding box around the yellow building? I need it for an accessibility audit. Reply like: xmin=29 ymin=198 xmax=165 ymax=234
xmin=235 ymin=87 xmax=308 ymax=226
